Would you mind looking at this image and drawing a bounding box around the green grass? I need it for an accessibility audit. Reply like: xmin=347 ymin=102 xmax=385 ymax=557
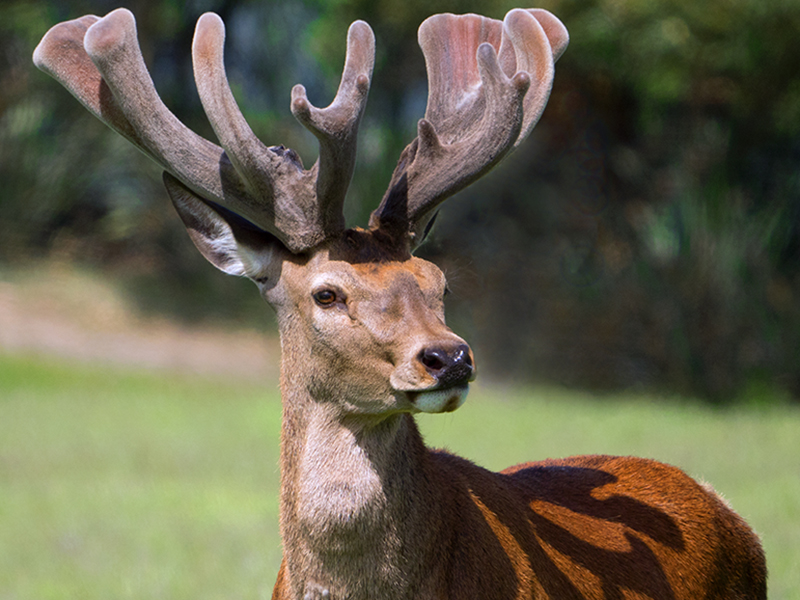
xmin=1 ymin=353 xmax=798 ymax=599
xmin=0 ymin=354 xmax=282 ymax=599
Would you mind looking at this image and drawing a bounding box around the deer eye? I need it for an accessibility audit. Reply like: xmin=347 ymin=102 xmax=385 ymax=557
xmin=312 ymin=289 xmax=338 ymax=307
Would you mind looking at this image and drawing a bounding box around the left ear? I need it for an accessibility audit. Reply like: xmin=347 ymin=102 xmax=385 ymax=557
xmin=163 ymin=172 xmax=285 ymax=281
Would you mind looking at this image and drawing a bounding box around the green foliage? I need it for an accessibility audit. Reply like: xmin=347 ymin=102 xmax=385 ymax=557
xmin=421 ymin=0 xmax=800 ymax=400
xmin=1 ymin=0 xmax=799 ymax=400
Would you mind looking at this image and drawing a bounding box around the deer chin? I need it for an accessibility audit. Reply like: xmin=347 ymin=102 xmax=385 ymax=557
xmin=408 ymin=384 xmax=469 ymax=414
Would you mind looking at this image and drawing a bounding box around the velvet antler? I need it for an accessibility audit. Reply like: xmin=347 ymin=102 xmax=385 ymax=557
xmin=34 ymin=8 xmax=374 ymax=253
xmin=370 ymin=9 xmax=568 ymax=246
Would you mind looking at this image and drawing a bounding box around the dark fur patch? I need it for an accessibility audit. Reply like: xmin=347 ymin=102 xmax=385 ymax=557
xmin=327 ymin=228 xmax=411 ymax=264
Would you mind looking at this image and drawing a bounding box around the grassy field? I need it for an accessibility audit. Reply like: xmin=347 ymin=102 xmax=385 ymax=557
xmin=1 ymin=352 xmax=798 ymax=599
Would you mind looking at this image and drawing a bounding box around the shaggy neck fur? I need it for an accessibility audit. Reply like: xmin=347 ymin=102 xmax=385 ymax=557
xmin=276 ymin=328 xmax=449 ymax=600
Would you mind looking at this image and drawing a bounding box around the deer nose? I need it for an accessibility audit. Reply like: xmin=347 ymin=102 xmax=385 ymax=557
xmin=418 ymin=344 xmax=474 ymax=388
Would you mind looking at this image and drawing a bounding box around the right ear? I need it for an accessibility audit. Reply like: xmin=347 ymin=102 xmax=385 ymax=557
xmin=163 ymin=172 xmax=285 ymax=281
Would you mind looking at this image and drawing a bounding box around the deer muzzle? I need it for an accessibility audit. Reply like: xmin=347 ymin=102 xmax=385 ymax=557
xmin=400 ymin=341 xmax=475 ymax=413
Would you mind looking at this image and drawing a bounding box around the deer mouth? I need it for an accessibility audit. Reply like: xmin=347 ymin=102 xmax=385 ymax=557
xmin=407 ymin=383 xmax=469 ymax=414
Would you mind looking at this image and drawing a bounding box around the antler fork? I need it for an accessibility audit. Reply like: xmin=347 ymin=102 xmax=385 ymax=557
xmin=33 ymin=8 xmax=375 ymax=253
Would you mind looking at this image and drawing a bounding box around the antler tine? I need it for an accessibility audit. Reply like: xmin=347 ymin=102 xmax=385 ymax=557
xmin=191 ymin=13 xmax=327 ymax=249
xmin=370 ymin=9 xmax=568 ymax=246
xmin=290 ymin=21 xmax=375 ymax=233
xmin=191 ymin=13 xmax=280 ymax=205
xmin=525 ymin=9 xmax=570 ymax=62
xmin=34 ymin=8 xmax=361 ymax=253
xmin=504 ymin=9 xmax=568 ymax=147
xmin=33 ymin=14 xmax=148 ymax=157
xmin=80 ymin=10 xmax=266 ymax=228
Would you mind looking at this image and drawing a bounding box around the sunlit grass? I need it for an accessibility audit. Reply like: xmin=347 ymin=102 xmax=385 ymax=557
xmin=0 ymin=354 xmax=283 ymax=600
xmin=2 ymin=354 xmax=798 ymax=599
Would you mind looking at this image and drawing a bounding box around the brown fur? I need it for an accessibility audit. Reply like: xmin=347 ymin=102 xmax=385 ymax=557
xmin=271 ymin=411 xmax=766 ymax=600
xmin=260 ymin=232 xmax=767 ymax=600
xmin=148 ymin=218 xmax=766 ymax=599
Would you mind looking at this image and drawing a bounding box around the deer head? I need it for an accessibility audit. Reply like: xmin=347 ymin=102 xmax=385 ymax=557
xmin=33 ymin=8 xmax=567 ymax=416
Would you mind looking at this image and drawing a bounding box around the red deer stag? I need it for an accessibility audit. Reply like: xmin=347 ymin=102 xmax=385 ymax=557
xmin=34 ymin=7 xmax=766 ymax=599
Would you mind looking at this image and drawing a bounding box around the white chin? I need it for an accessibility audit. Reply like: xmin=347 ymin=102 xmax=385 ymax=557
xmin=413 ymin=385 xmax=469 ymax=414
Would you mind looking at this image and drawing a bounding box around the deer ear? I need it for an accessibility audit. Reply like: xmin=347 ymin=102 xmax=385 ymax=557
xmin=163 ymin=172 xmax=283 ymax=279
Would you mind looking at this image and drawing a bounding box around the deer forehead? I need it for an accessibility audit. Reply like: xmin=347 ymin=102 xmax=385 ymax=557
xmin=292 ymin=254 xmax=446 ymax=298
xmin=351 ymin=259 xmax=446 ymax=295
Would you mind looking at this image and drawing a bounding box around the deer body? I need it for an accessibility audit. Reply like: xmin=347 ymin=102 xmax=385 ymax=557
xmin=34 ymin=6 xmax=767 ymax=599
xmin=263 ymin=236 xmax=765 ymax=600
xmin=279 ymin=439 xmax=765 ymax=600
xmin=275 ymin=407 xmax=765 ymax=600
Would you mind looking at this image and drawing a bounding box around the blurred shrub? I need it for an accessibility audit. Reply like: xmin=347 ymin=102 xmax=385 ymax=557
xmin=425 ymin=0 xmax=800 ymax=400
xmin=2 ymin=0 xmax=798 ymax=401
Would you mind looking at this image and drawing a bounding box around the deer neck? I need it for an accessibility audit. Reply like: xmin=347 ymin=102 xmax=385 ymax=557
xmin=277 ymin=353 xmax=448 ymax=598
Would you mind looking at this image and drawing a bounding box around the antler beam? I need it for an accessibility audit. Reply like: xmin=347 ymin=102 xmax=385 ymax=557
xmin=34 ymin=8 xmax=375 ymax=253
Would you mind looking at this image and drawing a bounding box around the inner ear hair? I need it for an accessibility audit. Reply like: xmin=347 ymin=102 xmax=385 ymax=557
xmin=164 ymin=172 xmax=283 ymax=277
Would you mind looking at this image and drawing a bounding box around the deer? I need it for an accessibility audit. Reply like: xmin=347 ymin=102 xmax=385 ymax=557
xmin=34 ymin=6 xmax=767 ymax=600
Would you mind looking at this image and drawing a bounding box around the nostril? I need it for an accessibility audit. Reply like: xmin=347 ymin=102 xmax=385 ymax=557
xmin=454 ymin=344 xmax=472 ymax=367
xmin=419 ymin=347 xmax=448 ymax=373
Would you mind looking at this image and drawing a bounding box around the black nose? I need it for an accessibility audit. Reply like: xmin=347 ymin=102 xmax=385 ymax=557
xmin=418 ymin=343 xmax=474 ymax=388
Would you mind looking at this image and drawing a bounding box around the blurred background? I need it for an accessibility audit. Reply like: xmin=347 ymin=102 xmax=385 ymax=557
xmin=2 ymin=1 xmax=800 ymax=598
xmin=2 ymin=0 xmax=799 ymax=403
